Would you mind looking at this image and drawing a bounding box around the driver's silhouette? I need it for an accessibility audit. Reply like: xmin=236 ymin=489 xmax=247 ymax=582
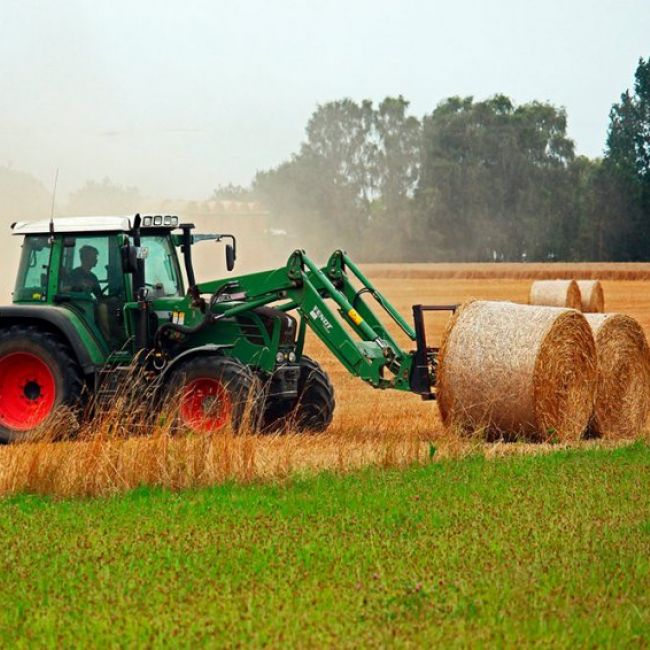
xmin=69 ymin=245 xmax=102 ymax=299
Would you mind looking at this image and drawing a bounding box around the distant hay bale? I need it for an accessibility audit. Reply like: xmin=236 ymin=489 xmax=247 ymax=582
xmin=576 ymin=280 xmax=605 ymax=313
xmin=437 ymin=301 xmax=597 ymax=442
xmin=585 ymin=313 xmax=650 ymax=438
xmin=529 ymin=280 xmax=581 ymax=309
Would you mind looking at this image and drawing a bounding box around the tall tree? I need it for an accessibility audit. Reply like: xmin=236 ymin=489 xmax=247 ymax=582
xmin=416 ymin=95 xmax=575 ymax=261
xmin=372 ymin=96 xmax=422 ymax=256
xmin=255 ymin=97 xmax=422 ymax=259
xmin=601 ymin=56 xmax=650 ymax=259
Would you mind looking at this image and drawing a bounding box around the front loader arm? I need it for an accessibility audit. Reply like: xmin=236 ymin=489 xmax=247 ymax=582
xmin=196 ymin=250 xmax=449 ymax=395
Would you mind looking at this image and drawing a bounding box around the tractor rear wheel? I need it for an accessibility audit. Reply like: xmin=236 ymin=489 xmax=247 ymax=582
xmin=262 ymin=356 xmax=335 ymax=433
xmin=165 ymin=356 xmax=261 ymax=433
xmin=0 ymin=325 xmax=84 ymax=443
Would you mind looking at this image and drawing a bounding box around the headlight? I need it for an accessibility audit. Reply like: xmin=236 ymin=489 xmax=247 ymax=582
xmin=153 ymin=215 xmax=163 ymax=226
xmin=276 ymin=352 xmax=285 ymax=364
xmin=288 ymin=352 xmax=297 ymax=363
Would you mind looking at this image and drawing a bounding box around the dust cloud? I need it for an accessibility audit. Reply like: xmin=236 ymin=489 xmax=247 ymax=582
xmin=0 ymin=166 xmax=331 ymax=305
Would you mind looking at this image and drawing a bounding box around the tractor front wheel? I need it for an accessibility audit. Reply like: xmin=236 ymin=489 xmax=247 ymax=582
xmin=262 ymin=356 xmax=335 ymax=433
xmin=164 ymin=356 xmax=260 ymax=433
xmin=0 ymin=325 xmax=84 ymax=443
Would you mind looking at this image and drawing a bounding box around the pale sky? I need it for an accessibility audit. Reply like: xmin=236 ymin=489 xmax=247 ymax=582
xmin=1 ymin=0 xmax=649 ymax=200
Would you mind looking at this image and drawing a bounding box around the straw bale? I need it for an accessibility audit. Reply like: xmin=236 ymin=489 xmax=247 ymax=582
xmin=576 ymin=280 xmax=605 ymax=313
xmin=437 ymin=301 xmax=597 ymax=441
xmin=585 ymin=313 xmax=650 ymax=438
xmin=529 ymin=280 xmax=581 ymax=309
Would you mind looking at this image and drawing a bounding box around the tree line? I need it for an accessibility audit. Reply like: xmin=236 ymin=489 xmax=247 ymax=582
xmin=3 ymin=57 xmax=647 ymax=264
xmin=249 ymin=57 xmax=650 ymax=262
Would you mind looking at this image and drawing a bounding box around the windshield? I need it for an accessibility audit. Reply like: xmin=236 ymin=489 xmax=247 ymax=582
xmin=14 ymin=236 xmax=51 ymax=301
xmin=141 ymin=235 xmax=184 ymax=298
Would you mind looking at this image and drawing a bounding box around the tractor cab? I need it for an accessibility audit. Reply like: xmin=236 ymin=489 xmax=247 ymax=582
xmin=11 ymin=216 xmax=187 ymax=353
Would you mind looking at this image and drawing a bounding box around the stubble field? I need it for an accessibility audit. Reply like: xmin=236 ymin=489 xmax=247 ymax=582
xmin=1 ymin=265 xmax=650 ymax=497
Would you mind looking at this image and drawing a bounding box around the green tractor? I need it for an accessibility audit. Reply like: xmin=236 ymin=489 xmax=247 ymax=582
xmin=0 ymin=214 xmax=453 ymax=442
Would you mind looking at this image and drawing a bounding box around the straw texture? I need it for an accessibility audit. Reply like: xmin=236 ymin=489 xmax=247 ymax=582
xmin=585 ymin=313 xmax=650 ymax=438
xmin=437 ymin=301 xmax=597 ymax=441
xmin=576 ymin=280 xmax=605 ymax=313
xmin=529 ymin=280 xmax=581 ymax=309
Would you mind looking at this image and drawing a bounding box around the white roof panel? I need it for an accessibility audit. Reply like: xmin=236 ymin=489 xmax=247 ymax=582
xmin=12 ymin=216 xmax=133 ymax=235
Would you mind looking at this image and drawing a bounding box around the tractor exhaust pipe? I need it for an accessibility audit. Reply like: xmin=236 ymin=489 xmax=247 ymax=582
xmin=131 ymin=214 xmax=149 ymax=352
xmin=179 ymin=223 xmax=202 ymax=307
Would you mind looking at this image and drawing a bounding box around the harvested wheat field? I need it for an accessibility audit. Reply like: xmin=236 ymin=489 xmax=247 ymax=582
xmin=361 ymin=261 xmax=650 ymax=280
xmin=1 ymin=266 xmax=649 ymax=498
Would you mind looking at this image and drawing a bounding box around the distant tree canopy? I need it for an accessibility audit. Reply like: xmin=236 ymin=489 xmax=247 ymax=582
xmin=417 ymin=95 xmax=576 ymax=261
xmin=595 ymin=56 xmax=650 ymax=260
xmin=67 ymin=178 xmax=142 ymax=216
xmin=211 ymin=183 xmax=255 ymax=201
xmin=253 ymin=56 xmax=650 ymax=262
xmin=254 ymin=96 xmax=422 ymax=259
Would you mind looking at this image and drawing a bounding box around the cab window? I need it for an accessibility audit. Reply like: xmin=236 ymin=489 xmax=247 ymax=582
xmin=14 ymin=236 xmax=51 ymax=301
xmin=59 ymin=235 xmax=125 ymax=299
xmin=141 ymin=235 xmax=183 ymax=298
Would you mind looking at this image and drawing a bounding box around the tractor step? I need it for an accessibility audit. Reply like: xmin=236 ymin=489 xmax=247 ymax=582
xmin=95 ymin=366 xmax=138 ymax=402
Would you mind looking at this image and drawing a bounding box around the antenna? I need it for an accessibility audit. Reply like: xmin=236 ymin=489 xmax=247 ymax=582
xmin=49 ymin=169 xmax=58 ymax=241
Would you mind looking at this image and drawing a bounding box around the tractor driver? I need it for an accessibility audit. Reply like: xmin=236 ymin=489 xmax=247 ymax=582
xmin=69 ymin=245 xmax=102 ymax=299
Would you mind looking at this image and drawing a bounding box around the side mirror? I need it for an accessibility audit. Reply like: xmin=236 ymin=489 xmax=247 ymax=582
xmin=225 ymin=243 xmax=236 ymax=272
xmin=121 ymin=244 xmax=139 ymax=274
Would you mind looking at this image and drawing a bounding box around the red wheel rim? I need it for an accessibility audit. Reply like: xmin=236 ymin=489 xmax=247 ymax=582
xmin=0 ymin=352 xmax=56 ymax=431
xmin=179 ymin=377 xmax=232 ymax=433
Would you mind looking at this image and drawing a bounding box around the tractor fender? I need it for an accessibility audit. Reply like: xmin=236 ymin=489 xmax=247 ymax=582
xmin=160 ymin=344 xmax=234 ymax=381
xmin=0 ymin=305 xmax=100 ymax=375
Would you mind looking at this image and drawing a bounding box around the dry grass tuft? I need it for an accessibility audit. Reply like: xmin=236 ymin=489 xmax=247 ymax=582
xmin=0 ymin=427 xmax=432 ymax=499
xmin=0 ymin=364 xmax=435 ymax=498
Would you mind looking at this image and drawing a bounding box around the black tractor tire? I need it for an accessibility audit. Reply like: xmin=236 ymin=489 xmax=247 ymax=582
xmin=163 ymin=355 xmax=262 ymax=433
xmin=0 ymin=325 xmax=84 ymax=443
xmin=262 ymin=356 xmax=335 ymax=433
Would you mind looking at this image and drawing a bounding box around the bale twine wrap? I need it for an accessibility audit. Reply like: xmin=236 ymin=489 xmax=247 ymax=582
xmin=437 ymin=301 xmax=597 ymax=441
xmin=585 ymin=313 xmax=650 ymax=438
xmin=529 ymin=279 xmax=582 ymax=309
xmin=576 ymin=280 xmax=605 ymax=313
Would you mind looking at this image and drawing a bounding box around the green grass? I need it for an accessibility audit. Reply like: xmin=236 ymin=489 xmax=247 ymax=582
xmin=0 ymin=444 xmax=649 ymax=647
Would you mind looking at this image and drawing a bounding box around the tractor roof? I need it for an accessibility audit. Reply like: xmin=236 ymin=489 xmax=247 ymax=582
xmin=11 ymin=215 xmax=179 ymax=235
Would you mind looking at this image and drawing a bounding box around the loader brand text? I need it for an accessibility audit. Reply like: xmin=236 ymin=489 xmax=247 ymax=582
xmin=309 ymin=306 xmax=333 ymax=332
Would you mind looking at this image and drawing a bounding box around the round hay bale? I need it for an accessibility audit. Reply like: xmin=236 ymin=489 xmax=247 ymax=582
xmin=576 ymin=280 xmax=605 ymax=313
xmin=437 ymin=301 xmax=597 ymax=442
xmin=529 ymin=279 xmax=581 ymax=309
xmin=585 ymin=313 xmax=650 ymax=438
